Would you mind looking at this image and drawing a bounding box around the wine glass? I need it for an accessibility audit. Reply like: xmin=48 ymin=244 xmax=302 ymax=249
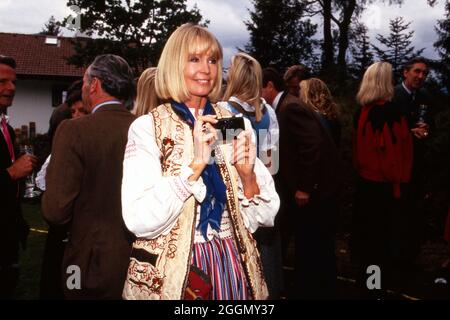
xmin=417 ymin=104 xmax=428 ymax=125
xmin=20 ymin=144 xmax=41 ymax=199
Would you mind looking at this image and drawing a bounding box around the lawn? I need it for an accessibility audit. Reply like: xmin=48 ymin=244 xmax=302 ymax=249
xmin=15 ymin=202 xmax=48 ymax=300
xmin=14 ymin=201 xmax=450 ymax=299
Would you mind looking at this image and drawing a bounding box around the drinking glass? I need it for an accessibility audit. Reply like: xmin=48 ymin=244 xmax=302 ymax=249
xmin=20 ymin=145 xmax=41 ymax=198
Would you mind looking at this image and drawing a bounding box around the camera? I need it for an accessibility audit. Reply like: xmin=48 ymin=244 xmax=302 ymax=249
xmin=213 ymin=116 xmax=245 ymax=142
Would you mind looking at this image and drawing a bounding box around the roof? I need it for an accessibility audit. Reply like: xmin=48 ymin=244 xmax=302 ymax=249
xmin=0 ymin=32 xmax=84 ymax=78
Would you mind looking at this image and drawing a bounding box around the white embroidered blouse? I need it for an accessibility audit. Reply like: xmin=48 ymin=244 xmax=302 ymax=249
xmin=121 ymin=112 xmax=280 ymax=243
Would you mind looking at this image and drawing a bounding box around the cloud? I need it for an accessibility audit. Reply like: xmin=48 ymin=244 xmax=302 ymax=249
xmin=0 ymin=0 xmax=446 ymax=63
xmin=362 ymin=0 xmax=447 ymax=59
xmin=0 ymin=0 xmax=71 ymax=34
xmin=187 ymin=0 xmax=252 ymax=65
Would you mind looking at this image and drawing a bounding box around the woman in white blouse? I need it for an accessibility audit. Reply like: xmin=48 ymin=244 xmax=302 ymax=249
xmin=121 ymin=24 xmax=279 ymax=300
xmin=218 ymin=52 xmax=282 ymax=298
xmin=219 ymin=52 xmax=279 ymax=175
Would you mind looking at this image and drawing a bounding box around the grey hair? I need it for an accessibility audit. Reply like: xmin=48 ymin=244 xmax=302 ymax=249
xmin=87 ymin=54 xmax=136 ymax=107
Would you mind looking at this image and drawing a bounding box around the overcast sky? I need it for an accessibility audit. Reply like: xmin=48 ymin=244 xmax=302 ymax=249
xmin=0 ymin=0 xmax=447 ymax=66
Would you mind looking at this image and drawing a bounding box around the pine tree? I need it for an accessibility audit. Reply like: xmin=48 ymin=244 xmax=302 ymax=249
xmin=40 ymin=16 xmax=62 ymax=36
xmin=65 ymin=0 xmax=205 ymax=74
xmin=372 ymin=17 xmax=424 ymax=81
xmin=244 ymin=0 xmax=318 ymax=71
xmin=349 ymin=22 xmax=374 ymax=79
xmin=434 ymin=1 xmax=450 ymax=92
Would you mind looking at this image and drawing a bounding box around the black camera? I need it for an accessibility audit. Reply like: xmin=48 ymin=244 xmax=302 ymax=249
xmin=213 ymin=116 xmax=245 ymax=142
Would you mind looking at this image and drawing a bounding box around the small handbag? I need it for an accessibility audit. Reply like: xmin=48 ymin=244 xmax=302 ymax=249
xmin=183 ymin=265 xmax=212 ymax=300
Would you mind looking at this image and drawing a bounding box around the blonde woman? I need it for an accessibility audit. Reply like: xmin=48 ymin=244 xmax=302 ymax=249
xmin=121 ymin=24 xmax=279 ymax=300
xmin=351 ymin=61 xmax=413 ymax=297
xmin=133 ymin=67 xmax=161 ymax=116
xmin=218 ymin=53 xmax=281 ymax=298
xmin=299 ymin=78 xmax=341 ymax=147
xmin=219 ymin=52 xmax=279 ymax=173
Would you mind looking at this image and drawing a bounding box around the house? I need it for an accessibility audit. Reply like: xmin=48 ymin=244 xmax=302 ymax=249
xmin=0 ymin=32 xmax=84 ymax=134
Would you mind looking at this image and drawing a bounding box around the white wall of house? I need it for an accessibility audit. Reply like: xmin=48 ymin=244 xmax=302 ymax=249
xmin=8 ymin=79 xmax=63 ymax=134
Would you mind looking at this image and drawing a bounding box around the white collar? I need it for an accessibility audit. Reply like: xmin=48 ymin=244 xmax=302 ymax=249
xmin=92 ymin=100 xmax=121 ymax=113
xmin=229 ymin=96 xmax=264 ymax=112
xmin=0 ymin=113 xmax=9 ymax=123
xmin=402 ymin=82 xmax=414 ymax=95
xmin=272 ymin=91 xmax=284 ymax=110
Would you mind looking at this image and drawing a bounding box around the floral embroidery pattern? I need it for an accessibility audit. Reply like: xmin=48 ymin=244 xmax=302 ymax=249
xmin=128 ymin=259 xmax=165 ymax=295
xmin=161 ymin=137 xmax=174 ymax=173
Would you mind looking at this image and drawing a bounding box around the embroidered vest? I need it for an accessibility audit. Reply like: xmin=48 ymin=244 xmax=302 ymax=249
xmin=123 ymin=103 xmax=268 ymax=300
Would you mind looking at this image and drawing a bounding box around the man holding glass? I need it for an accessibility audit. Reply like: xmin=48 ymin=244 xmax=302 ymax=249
xmin=0 ymin=55 xmax=37 ymax=298
xmin=390 ymin=57 xmax=433 ymax=284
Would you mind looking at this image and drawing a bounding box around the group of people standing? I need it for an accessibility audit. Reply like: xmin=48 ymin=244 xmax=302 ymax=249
xmin=0 ymin=22 xmax=434 ymax=300
xmin=351 ymin=58 xmax=433 ymax=296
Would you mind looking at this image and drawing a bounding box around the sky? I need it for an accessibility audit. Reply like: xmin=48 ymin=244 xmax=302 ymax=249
xmin=0 ymin=0 xmax=447 ymax=66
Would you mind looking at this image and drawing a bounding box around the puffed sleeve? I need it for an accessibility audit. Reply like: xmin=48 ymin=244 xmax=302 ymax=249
xmin=237 ymin=158 xmax=280 ymax=233
xmin=121 ymin=114 xmax=206 ymax=239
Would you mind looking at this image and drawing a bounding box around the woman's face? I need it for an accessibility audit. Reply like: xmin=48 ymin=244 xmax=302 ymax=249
xmin=70 ymin=100 xmax=87 ymax=119
xmin=183 ymin=50 xmax=218 ymax=107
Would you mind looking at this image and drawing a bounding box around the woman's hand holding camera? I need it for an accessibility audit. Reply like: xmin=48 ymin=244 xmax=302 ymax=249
xmin=189 ymin=115 xmax=218 ymax=181
xmin=233 ymin=130 xmax=259 ymax=198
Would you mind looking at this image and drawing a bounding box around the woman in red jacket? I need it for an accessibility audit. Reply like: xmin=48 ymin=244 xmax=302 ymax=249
xmin=351 ymin=61 xmax=414 ymax=297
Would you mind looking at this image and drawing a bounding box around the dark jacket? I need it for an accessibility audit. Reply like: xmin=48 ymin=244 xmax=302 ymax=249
xmin=0 ymin=123 xmax=29 ymax=266
xmin=277 ymin=101 xmax=342 ymax=200
xmin=392 ymin=84 xmax=433 ymax=179
xmin=42 ymin=103 xmax=136 ymax=299
xmin=392 ymin=84 xmax=433 ymax=129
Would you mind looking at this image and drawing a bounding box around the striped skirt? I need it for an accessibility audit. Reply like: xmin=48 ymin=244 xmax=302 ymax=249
xmin=191 ymin=236 xmax=250 ymax=300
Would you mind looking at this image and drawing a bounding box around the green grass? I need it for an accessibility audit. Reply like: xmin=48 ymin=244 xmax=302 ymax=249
xmin=15 ymin=202 xmax=48 ymax=300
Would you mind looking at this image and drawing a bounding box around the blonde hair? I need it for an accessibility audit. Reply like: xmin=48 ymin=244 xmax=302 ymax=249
xmin=223 ymin=52 xmax=263 ymax=122
xmin=356 ymin=61 xmax=394 ymax=106
xmin=299 ymin=78 xmax=339 ymax=120
xmin=133 ymin=67 xmax=161 ymax=116
xmin=155 ymin=23 xmax=223 ymax=103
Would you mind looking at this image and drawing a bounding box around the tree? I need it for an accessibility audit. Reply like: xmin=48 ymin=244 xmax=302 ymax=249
xmin=302 ymin=0 xmax=406 ymax=76
xmin=65 ymin=0 xmax=206 ymax=74
xmin=349 ymin=22 xmax=374 ymax=79
xmin=40 ymin=15 xmax=62 ymax=36
xmin=434 ymin=1 xmax=450 ymax=92
xmin=372 ymin=16 xmax=424 ymax=80
xmin=244 ymin=0 xmax=318 ymax=71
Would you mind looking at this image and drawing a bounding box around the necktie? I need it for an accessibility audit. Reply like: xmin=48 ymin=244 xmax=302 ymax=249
xmin=1 ymin=115 xmax=15 ymax=162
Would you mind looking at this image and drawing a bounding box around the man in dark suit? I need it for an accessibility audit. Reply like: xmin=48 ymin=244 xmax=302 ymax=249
xmin=270 ymin=67 xmax=341 ymax=299
xmin=283 ymin=64 xmax=311 ymax=97
xmin=262 ymin=67 xmax=297 ymax=263
xmin=262 ymin=67 xmax=312 ymax=266
xmin=389 ymin=57 xmax=432 ymax=275
xmin=42 ymin=54 xmax=136 ymax=299
xmin=0 ymin=55 xmax=37 ymax=298
xmin=262 ymin=66 xmax=304 ymax=115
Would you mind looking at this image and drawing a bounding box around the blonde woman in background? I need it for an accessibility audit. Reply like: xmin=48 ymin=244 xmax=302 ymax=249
xmin=351 ymin=61 xmax=413 ymax=298
xmin=299 ymin=78 xmax=341 ymax=147
xmin=218 ymin=52 xmax=282 ymax=299
xmin=133 ymin=67 xmax=161 ymax=116
xmin=219 ymin=52 xmax=279 ymax=174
